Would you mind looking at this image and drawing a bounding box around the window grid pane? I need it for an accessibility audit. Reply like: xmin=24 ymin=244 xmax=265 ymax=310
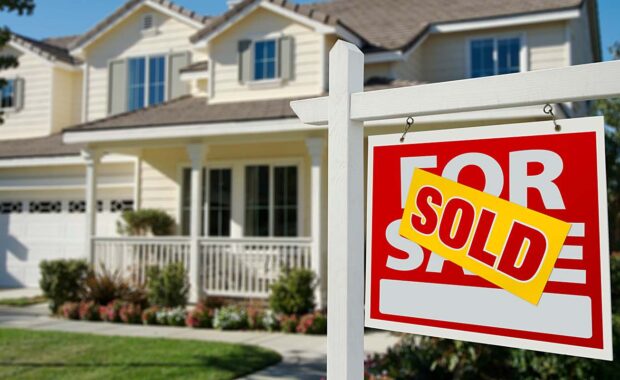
xmin=128 ymin=58 xmax=145 ymax=111
xmin=254 ymin=40 xmax=277 ymax=81
xmin=245 ymin=166 xmax=270 ymax=237
xmin=209 ymin=169 xmax=232 ymax=237
xmin=497 ymin=38 xmax=521 ymax=75
xmin=148 ymin=56 xmax=166 ymax=106
xmin=470 ymin=39 xmax=494 ymax=78
xmin=274 ymin=166 xmax=298 ymax=237
xmin=1 ymin=79 xmax=14 ymax=108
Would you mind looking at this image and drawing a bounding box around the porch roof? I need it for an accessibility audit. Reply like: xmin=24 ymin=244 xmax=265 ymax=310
xmin=0 ymin=133 xmax=83 ymax=160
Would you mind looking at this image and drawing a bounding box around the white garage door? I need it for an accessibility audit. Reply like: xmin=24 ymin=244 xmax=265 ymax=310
xmin=0 ymin=200 xmax=133 ymax=287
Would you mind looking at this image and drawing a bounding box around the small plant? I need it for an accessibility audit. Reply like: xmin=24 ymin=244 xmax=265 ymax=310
xmin=247 ymin=303 xmax=265 ymax=330
xmin=78 ymin=300 xmax=100 ymax=321
xmin=61 ymin=302 xmax=80 ymax=320
xmin=142 ymin=306 xmax=159 ymax=325
xmin=186 ymin=303 xmax=214 ymax=328
xmin=39 ymin=259 xmax=89 ymax=313
xmin=117 ymin=209 xmax=175 ymax=236
xmin=119 ymin=303 xmax=142 ymax=324
xmin=269 ymin=268 xmax=316 ymax=316
xmin=262 ymin=309 xmax=280 ymax=332
xmin=82 ymin=267 xmax=129 ymax=306
xmin=101 ymin=300 xmax=124 ymax=322
xmin=297 ymin=311 xmax=327 ymax=335
xmin=146 ymin=263 xmax=189 ymax=308
xmin=213 ymin=305 xmax=248 ymax=330
xmin=279 ymin=314 xmax=298 ymax=333
xmin=155 ymin=307 xmax=187 ymax=326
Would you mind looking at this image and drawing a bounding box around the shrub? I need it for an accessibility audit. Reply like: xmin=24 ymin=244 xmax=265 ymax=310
xmin=82 ymin=267 xmax=129 ymax=306
xmin=39 ymin=259 xmax=89 ymax=313
xmin=269 ymin=268 xmax=316 ymax=316
xmin=142 ymin=306 xmax=159 ymax=325
xmin=297 ymin=312 xmax=327 ymax=335
xmin=247 ymin=304 xmax=265 ymax=330
xmin=262 ymin=309 xmax=280 ymax=332
xmin=186 ymin=303 xmax=214 ymax=328
xmin=101 ymin=300 xmax=124 ymax=323
xmin=213 ymin=305 xmax=248 ymax=330
xmin=119 ymin=303 xmax=142 ymax=324
xmin=279 ymin=314 xmax=298 ymax=333
xmin=155 ymin=307 xmax=187 ymax=326
xmin=118 ymin=209 xmax=175 ymax=236
xmin=78 ymin=300 xmax=100 ymax=321
xmin=61 ymin=302 xmax=80 ymax=320
xmin=146 ymin=263 xmax=189 ymax=308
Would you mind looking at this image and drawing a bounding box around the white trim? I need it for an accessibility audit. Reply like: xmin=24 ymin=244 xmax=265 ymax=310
xmin=180 ymin=70 xmax=209 ymax=82
xmin=365 ymin=117 xmax=612 ymax=360
xmin=82 ymin=63 xmax=90 ymax=122
xmin=144 ymin=1 xmax=205 ymax=29
xmin=364 ymin=34 xmax=428 ymax=64
xmin=0 ymin=154 xmax=134 ymax=168
xmin=430 ymin=8 xmax=581 ymax=34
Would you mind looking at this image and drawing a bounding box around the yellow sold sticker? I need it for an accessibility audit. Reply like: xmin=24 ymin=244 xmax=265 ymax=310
xmin=399 ymin=169 xmax=571 ymax=305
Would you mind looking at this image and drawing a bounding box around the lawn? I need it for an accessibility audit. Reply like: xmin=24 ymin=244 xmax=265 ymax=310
xmin=0 ymin=328 xmax=281 ymax=379
xmin=0 ymin=296 xmax=46 ymax=307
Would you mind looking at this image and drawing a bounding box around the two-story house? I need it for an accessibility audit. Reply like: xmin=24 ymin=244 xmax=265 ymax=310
xmin=0 ymin=0 xmax=600 ymax=305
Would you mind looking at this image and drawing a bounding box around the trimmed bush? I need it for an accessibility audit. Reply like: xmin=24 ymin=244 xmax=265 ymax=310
xmin=269 ymin=268 xmax=316 ymax=316
xmin=279 ymin=314 xmax=298 ymax=333
xmin=39 ymin=259 xmax=89 ymax=312
xmin=101 ymin=300 xmax=124 ymax=322
xmin=213 ymin=306 xmax=248 ymax=330
xmin=297 ymin=312 xmax=327 ymax=335
xmin=78 ymin=300 xmax=100 ymax=321
xmin=119 ymin=303 xmax=142 ymax=324
xmin=61 ymin=302 xmax=80 ymax=320
xmin=146 ymin=263 xmax=189 ymax=308
xmin=142 ymin=306 xmax=159 ymax=325
xmin=186 ymin=303 xmax=214 ymax=328
xmin=118 ymin=209 xmax=175 ymax=236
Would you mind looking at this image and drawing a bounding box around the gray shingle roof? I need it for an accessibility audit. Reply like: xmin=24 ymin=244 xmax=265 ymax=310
xmin=192 ymin=0 xmax=584 ymax=51
xmin=180 ymin=60 xmax=209 ymax=73
xmin=0 ymin=133 xmax=83 ymax=160
xmin=10 ymin=34 xmax=80 ymax=65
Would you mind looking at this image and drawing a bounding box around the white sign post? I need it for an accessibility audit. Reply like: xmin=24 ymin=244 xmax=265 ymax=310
xmin=291 ymin=41 xmax=620 ymax=379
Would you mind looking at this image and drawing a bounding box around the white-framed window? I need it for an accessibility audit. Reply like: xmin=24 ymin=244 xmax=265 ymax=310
xmin=253 ymin=39 xmax=278 ymax=81
xmin=127 ymin=55 xmax=167 ymax=111
xmin=469 ymin=36 xmax=523 ymax=78
xmin=1 ymin=79 xmax=15 ymax=109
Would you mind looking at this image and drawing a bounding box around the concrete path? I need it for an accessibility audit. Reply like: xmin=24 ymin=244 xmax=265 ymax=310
xmin=0 ymin=304 xmax=399 ymax=379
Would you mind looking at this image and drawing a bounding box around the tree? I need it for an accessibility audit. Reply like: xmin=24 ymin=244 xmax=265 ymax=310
xmin=595 ymin=43 xmax=620 ymax=251
xmin=0 ymin=0 xmax=35 ymax=123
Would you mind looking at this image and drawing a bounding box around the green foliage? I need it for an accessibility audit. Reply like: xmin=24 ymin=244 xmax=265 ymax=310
xmin=39 ymin=259 xmax=89 ymax=312
xmin=82 ymin=267 xmax=129 ymax=306
xmin=269 ymin=268 xmax=316 ymax=315
xmin=117 ymin=209 xmax=175 ymax=236
xmin=213 ymin=305 xmax=248 ymax=330
xmin=146 ymin=263 xmax=189 ymax=308
xmin=296 ymin=312 xmax=327 ymax=334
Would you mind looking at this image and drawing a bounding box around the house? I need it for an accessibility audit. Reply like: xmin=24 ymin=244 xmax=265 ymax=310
xmin=0 ymin=0 xmax=600 ymax=305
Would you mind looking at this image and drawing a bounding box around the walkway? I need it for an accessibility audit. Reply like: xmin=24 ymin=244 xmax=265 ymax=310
xmin=0 ymin=304 xmax=399 ymax=379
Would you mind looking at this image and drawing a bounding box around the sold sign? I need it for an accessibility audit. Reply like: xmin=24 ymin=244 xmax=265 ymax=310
xmin=399 ymin=168 xmax=571 ymax=305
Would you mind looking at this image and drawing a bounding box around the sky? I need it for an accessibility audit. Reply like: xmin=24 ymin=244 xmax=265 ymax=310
xmin=0 ymin=0 xmax=618 ymax=60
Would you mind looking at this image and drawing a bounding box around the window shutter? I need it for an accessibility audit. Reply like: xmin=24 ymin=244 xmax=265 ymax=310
xmin=14 ymin=78 xmax=25 ymax=111
xmin=108 ymin=60 xmax=127 ymax=115
xmin=238 ymin=39 xmax=252 ymax=83
xmin=168 ymin=52 xmax=191 ymax=99
xmin=279 ymin=36 xmax=294 ymax=81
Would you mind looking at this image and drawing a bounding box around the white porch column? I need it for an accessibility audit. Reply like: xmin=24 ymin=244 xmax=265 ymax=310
xmin=186 ymin=143 xmax=207 ymax=303
xmin=82 ymin=149 xmax=101 ymax=263
xmin=306 ymin=137 xmax=325 ymax=309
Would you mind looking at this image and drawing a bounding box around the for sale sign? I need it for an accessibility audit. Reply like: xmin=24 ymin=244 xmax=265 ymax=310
xmin=365 ymin=117 xmax=613 ymax=360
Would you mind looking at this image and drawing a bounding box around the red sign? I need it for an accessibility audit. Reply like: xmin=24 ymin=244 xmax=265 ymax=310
xmin=365 ymin=117 xmax=613 ymax=360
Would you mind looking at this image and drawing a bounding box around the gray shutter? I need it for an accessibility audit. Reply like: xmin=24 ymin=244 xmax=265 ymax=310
xmin=14 ymin=78 xmax=25 ymax=111
xmin=238 ymin=39 xmax=252 ymax=83
xmin=279 ymin=36 xmax=294 ymax=81
xmin=168 ymin=52 xmax=191 ymax=99
xmin=108 ymin=60 xmax=127 ymax=115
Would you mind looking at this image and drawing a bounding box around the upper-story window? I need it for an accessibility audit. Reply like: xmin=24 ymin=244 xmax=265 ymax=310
xmin=1 ymin=80 xmax=15 ymax=109
xmin=127 ymin=55 xmax=166 ymax=112
xmin=469 ymin=36 xmax=522 ymax=78
xmin=253 ymin=39 xmax=277 ymax=81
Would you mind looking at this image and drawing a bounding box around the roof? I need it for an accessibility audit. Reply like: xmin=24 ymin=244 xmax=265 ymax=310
xmin=66 ymin=78 xmax=421 ymax=132
xmin=180 ymin=60 xmax=209 ymax=73
xmin=192 ymin=0 xmax=584 ymax=52
xmin=69 ymin=0 xmax=211 ymax=51
xmin=10 ymin=33 xmax=80 ymax=65
xmin=0 ymin=133 xmax=83 ymax=160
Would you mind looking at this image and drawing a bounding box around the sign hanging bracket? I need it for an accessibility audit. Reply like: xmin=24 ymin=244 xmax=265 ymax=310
xmin=543 ymin=103 xmax=562 ymax=132
xmin=400 ymin=116 xmax=415 ymax=143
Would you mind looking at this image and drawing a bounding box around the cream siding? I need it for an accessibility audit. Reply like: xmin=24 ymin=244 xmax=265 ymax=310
xmin=0 ymin=47 xmax=52 ymax=140
xmin=209 ymin=7 xmax=323 ymax=104
xmin=51 ymin=68 xmax=82 ymax=133
xmin=392 ymin=44 xmax=424 ymax=81
xmin=83 ymin=6 xmax=206 ymax=121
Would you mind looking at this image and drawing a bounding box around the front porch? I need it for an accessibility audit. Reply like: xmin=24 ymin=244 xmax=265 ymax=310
xmin=82 ymin=134 xmax=326 ymax=306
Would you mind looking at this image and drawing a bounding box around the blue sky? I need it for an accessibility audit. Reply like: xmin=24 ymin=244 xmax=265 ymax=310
xmin=0 ymin=0 xmax=618 ymax=60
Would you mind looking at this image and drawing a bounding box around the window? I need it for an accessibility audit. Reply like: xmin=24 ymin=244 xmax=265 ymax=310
xmin=245 ymin=165 xmax=298 ymax=237
xmin=470 ymin=37 xmax=521 ymax=78
xmin=208 ymin=169 xmax=232 ymax=237
xmin=253 ymin=40 xmax=277 ymax=81
xmin=1 ymin=79 xmax=14 ymax=109
xmin=127 ymin=55 xmax=167 ymax=111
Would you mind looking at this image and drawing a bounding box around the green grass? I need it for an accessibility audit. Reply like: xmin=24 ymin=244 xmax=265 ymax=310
xmin=0 ymin=328 xmax=281 ymax=380
xmin=0 ymin=296 xmax=46 ymax=307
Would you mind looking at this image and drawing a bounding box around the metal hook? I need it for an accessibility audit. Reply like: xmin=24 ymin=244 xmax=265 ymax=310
xmin=400 ymin=116 xmax=415 ymax=143
xmin=543 ymin=104 xmax=561 ymax=132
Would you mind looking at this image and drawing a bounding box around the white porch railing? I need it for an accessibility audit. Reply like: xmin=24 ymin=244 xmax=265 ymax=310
xmin=200 ymin=237 xmax=313 ymax=298
xmin=92 ymin=237 xmax=191 ymax=284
